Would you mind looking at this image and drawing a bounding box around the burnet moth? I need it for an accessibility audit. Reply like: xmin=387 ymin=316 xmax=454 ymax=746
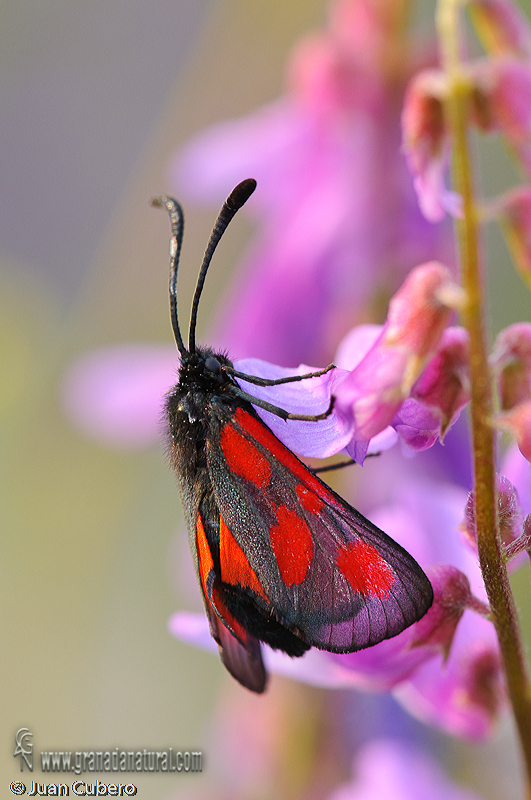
xmin=153 ymin=179 xmax=433 ymax=693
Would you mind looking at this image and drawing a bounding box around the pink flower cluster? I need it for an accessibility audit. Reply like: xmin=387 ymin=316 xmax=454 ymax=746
xmin=60 ymin=0 xmax=531 ymax=760
xmin=232 ymin=262 xmax=467 ymax=464
xmin=402 ymin=0 xmax=531 ymax=286
xmin=171 ymin=0 xmax=453 ymax=368
xmin=62 ymin=250 xmax=531 ymax=739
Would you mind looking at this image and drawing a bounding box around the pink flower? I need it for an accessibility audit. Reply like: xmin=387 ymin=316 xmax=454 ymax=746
xmin=328 ymin=739 xmax=485 ymax=800
xmin=491 ymin=321 xmax=531 ymax=409
xmin=334 ymin=263 xmax=457 ymax=442
xmin=60 ymin=264 xmax=468 ymax=463
xmin=404 ymin=53 xmax=531 ymax=219
xmin=402 ymin=70 xmax=463 ymax=222
xmin=471 ymin=57 xmax=531 ymax=173
xmin=500 ymin=440 xmax=531 ymax=512
xmin=395 ymin=612 xmax=504 ymax=739
xmin=328 ymin=565 xmax=481 ymax=691
xmin=499 ymin=445 xmax=531 ymax=562
xmin=462 ymin=474 xmax=524 ymax=554
xmin=407 ymin=327 xmax=470 ymax=440
xmin=60 ymin=344 xmax=177 ymax=448
xmin=215 ymin=264 xmax=466 ymax=460
xmin=170 ymin=471 xmax=504 ymax=738
xmin=490 ymin=324 xmax=531 ymax=462
xmin=365 ymin=479 xmax=505 ymax=739
xmin=172 ymin=0 xmax=452 ymax=366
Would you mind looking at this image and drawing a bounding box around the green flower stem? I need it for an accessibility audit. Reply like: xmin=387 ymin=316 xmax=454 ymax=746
xmin=437 ymin=0 xmax=531 ymax=792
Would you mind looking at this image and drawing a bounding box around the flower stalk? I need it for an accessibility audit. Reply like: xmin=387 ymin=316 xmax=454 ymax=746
xmin=437 ymin=0 xmax=531 ymax=792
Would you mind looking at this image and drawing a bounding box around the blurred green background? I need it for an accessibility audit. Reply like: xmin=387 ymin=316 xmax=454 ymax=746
xmin=2 ymin=2 xmax=531 ymax=798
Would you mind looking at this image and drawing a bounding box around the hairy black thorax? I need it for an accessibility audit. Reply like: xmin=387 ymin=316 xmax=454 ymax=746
xmin=165 ymin=347 xmax=241 ymax=481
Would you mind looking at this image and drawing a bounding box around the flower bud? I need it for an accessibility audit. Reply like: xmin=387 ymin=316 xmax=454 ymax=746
xmin=492 ymin=322 xmax=531 ymax=409
xmin=462 ymin=474 xmax=523 ymax=552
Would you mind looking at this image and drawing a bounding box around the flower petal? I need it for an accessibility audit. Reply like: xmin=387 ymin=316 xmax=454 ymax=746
xmin=61 ymin=344 xmax=177 ymax=447
xmin=234 ymin=358 xmax=354 ymax=458
xmin=334 ymin=263 xmax=456 ymax=441
xmin=394 ymin=612 xmax=505 ymax=739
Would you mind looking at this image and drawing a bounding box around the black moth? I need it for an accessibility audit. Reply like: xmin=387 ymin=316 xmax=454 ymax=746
xmin=153 ymin=179 xmax=433 ymax=693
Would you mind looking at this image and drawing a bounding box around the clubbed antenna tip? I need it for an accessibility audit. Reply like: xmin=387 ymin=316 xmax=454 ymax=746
xmin=226 ymin=178 xmax=257 ymax=211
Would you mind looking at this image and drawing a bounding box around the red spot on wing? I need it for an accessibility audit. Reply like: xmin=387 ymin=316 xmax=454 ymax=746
xmin=219 ymin=517 xmax=269 ymax=602
xmin=232 ymin=407 xmax=337 ymax=505
xmin=337 ymin=540 xmax=395 ymax=598
xmin=221 ymin=419 xmax=271 ymax=488
xmin=270 ymin=505 xmax=314 ymax=586
xmin=296 ymin=483 xmax=324 ymax=514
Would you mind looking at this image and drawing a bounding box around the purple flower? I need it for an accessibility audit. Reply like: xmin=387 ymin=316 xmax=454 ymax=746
xmin=169 ymin=468 xmax=504 ymax=738
xmin=470 ymin=57 xmax=531 ymax=174
xmin=229 ymin=358 xmax=355 ymax=458
xmin=327 ymin=739 xmax=484 ymax=800
xmin=60 ymin=264 xmax=467 ymax=464
xmin=60 ymin=344 xmax=177 ymax=448
xmin=347 ymin=477 xmax=505 ymax=739
xmin=491 ymin=322 xmax=531 ymax=409
xmin=463 ymin=474 xmax=524 ymax=554
xmin=172 ymin=0 xmax=452 ymax=366
xmin=404 ymin=53 xmax=531 ymax=220
xmin=333 ymin=263 xmax=461 ymax=446
xmin=328 ymin=565 xmax=480 ymax=691
xmin=402 ymin=70 xmax=462 ymax=222
xmin=394 ymin=612 xmax=504 ymax=739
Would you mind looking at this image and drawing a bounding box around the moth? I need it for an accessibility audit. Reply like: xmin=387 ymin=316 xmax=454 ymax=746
xmin=153 ymin=179 xmax=433 ymax=692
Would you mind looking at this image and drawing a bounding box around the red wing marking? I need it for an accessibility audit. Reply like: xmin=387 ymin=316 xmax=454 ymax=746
xmin=220 ymin=420 xmax=272 ymax=488
xmin=196 ymin=514 xmax=214 ymax=598
xmin=337 ymin=540 xmax=395 ymax=598
xmin=296 ymin=483 xmax=324 ymax=514
xmin=231 ymin=407 xmax=338 ymax=504
xmin=210 ymin=584 xmax=250 ymax=644
xmin=219 ymin=517 xmax=269 ymax=602
xmin=197 ymin=514 xmax=258 ymax=645
xmin=269 ymin=505 xmax=314 ymax=587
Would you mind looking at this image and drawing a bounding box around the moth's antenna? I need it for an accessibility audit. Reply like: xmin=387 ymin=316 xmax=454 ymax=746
xmin=151 ymin=195 xmax=186 ymax=355
xmin=188 ymin=178 xmax=256 ymax=354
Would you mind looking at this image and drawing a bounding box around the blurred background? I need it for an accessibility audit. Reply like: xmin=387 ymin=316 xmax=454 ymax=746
xmin=2 ymin=1 xmax=531 ymax=798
